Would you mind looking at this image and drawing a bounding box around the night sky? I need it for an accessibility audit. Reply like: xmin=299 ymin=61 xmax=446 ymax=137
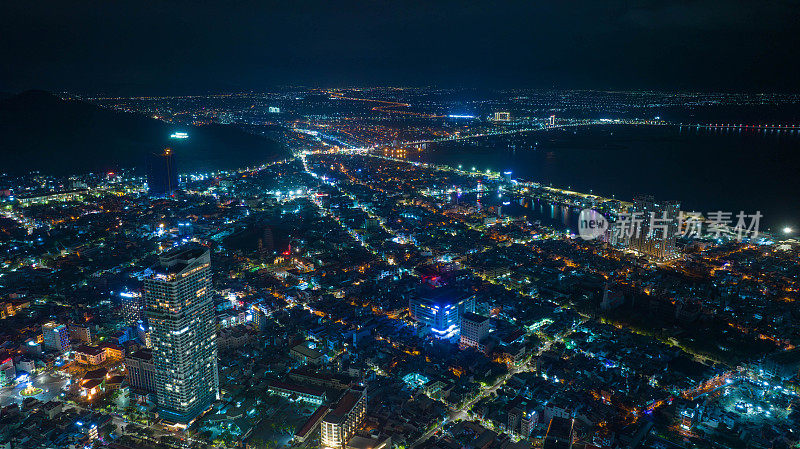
xmin=2 ymin=0 xmax=800 ymax=94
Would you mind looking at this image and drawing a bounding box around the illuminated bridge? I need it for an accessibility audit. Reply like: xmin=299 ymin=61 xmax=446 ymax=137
xmin=687 ymin=123 xmax=800 ymax=131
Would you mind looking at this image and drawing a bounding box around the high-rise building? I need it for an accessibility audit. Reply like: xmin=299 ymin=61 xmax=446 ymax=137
xmin=147 ymin=148 xmax=179 ymax=197
xmin=459 ymin=312 xmax=490 ymax=351
xmin=520 ymin=410 xmax=538 ymax=438
xmin=627 ymin=194 xmax=681 ymax=262
xmin=508 ymin=407 xmax=536 ymax=437
xmin=250 ymin=302 xmax=270 ymax=332
xmin=493 ymin=111 xmax=511 ymax=122
xmin=124 ymin=348 xmax=158 ymax=396
xmin=42 ymin=322 xmax=70 ymax=353
xmin=69 ymin=323 xmax=93 ymax=345
xmin=409 ymin=287 xmax=475 ymax=340
xmin=258 ymin=225 xmax=274 ymax=255
xmin=120 ymin=291 xmax=142 ymax=326
xmin=321 ymin=386 xmax=367 ymax=449
xmin=144 ymin=245 xmax=219 ymax=424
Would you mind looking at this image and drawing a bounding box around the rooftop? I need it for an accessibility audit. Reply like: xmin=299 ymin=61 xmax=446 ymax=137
xmin=269 ymin=381 xmax=324 ymax=398
xmin=74 ymin=345 xmax=105 ymax=357
xmin=290 ymin=343 xmax=323 ymax=359
xmin=325 ymin=388 xmax=365 ymax=423
xmin=296 ymin=405 xmax=329 ymax=439
xmin=150 ymin=244 xmax=210 ymax=276
xmin=462 ymin=312 xmax=489 ymax=323
xmin=127 ymin=348 xmax=153 ymax=361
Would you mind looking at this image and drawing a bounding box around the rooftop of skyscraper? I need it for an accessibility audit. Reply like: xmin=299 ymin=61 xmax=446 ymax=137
xmin=150 ymin=244 xmax=210 ymax=275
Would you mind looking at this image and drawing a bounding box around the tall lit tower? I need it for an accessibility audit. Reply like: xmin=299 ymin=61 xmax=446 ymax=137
xmin=120 ymin=291 xmax=142 ymax=326
xmin=147 ymin=148 xmax=179 ymax=197
xmin=144 ymin=244 xmax=219 ymax=424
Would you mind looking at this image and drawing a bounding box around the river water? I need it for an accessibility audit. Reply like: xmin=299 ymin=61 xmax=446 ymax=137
xmin=419 ymin=124 xmax=800 ymax=233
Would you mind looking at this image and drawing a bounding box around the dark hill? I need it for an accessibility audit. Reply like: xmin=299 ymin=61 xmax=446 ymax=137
xmin=0 ymin=90 xmax=290 ymax=176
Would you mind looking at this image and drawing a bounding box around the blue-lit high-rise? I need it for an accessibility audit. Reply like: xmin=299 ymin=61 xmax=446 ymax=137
xmin=144 ymin=244 xmax=219 ymax=424
xmin=409 ymin=287 xmax=475 ymax=339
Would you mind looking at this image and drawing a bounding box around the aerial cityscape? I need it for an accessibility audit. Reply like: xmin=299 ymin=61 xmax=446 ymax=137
xmin=2 ymin=2 xmax=800 ymax=449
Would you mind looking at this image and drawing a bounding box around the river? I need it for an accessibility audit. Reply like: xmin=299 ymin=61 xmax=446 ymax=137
xmin=418 ymin=124 xmax=800 ymax=233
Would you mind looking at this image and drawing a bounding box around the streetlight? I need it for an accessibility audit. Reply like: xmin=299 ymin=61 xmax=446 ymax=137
xmin=783 ymin=227 xmax=793 ymax=234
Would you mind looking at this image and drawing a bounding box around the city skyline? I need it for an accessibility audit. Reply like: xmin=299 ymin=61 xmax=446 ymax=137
xmin=2 ymin=2 xmax=800 ymax=449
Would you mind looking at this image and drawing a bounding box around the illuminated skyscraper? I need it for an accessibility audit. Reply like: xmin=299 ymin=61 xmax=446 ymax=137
xmin=120 ymin=291 xmax=142 ymax=326
xmin=42 ymin=322 xmax=70 ymax=353
xmin=147 ymin=148 xmax=179 ymax=197
xmin=144 ymin=244 xmax=219 ymax=424
xmin=628 ymin=194 xmax=680 ymax=262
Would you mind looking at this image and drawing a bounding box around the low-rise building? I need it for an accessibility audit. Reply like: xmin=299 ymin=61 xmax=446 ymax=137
xmin=290 ymin=342 xmax=325 ymax=366
xmin=74 ymin=345 xmax=106 ymax=365
xmin=268 ymin=381 xmax=326 ymax=406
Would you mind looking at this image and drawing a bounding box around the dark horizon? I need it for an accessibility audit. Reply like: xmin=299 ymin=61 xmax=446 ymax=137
xmin=20 ymin=85 xmax=800 ymax=100
xmin=3 ymin=0 xmax=800 ymax=96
